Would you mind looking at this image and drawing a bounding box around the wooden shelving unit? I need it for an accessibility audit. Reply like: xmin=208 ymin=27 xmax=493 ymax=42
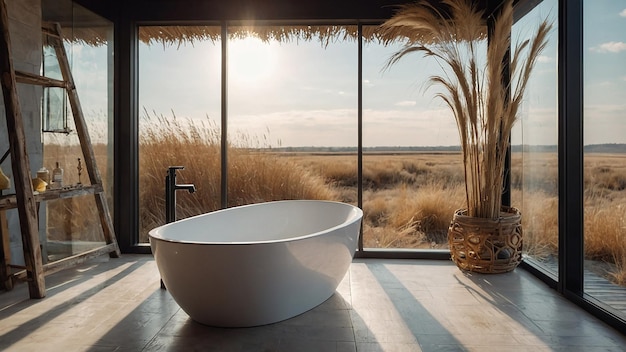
xmin=0 ymin=0 xmax=120 ymax=298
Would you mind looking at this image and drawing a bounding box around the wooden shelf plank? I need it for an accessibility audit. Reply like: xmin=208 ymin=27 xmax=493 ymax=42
xmin=0 ymin=184 xmax=103 ymax=210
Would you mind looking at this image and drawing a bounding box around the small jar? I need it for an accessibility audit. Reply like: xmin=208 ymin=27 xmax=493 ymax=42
xmin=37 ymin=167 xmax=50 ymax=184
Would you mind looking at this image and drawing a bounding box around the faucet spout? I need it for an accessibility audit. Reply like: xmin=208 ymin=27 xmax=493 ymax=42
xmin=176 ymin=184 xmax=196 ymax=193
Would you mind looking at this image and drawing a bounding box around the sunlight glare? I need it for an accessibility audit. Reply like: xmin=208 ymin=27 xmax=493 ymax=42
xmin=229 ymin=36 xmax=277 ymax=86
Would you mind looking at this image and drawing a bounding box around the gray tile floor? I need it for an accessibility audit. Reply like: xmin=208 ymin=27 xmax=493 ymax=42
xmin=0 ymin=254 xmax=624 ymax=351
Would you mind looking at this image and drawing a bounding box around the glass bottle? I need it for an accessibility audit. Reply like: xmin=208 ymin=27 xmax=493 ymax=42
xmin=52 ymin=162 xmax=64 ymax=186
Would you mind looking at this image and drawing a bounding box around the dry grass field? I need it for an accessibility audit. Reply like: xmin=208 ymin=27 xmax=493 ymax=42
xmin=280 ymin=152 xmax=466 ymax=248
xmin=41 ymin=119 xmax=626 ymax=286
xmin=283 ymin=151 xmax=626 ymax=285
xmin=137 ymin=117 xmax=336 ymax=238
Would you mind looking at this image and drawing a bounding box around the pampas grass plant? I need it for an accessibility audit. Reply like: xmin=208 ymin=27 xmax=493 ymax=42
xmin=381 ymin=0 xmax=552 ymax=219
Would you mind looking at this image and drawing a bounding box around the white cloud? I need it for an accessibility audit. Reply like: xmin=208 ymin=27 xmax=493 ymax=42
xmin=394 ymin=100 xmax=417 ymax=107
xmin=620 ymin=9 xmax=626 ymax=17
xmin=586 ymin=103 xmax=626 ymax=115
xmin=583 ymin=104 xmax=626 ymax=144
xmin=590 ymin=41 xmax=626 ymax=53
xmin=362 ymin=108 xmax=459 ymax=147
xmin=228 ymin=109 xmax=359 ymax=147
xmin=226 ymin=107 xmax=462 ymax=147
xmin=537 ymin=55 xmax=555 ymax=63
xmin=511 ymin=106 xmax=559 ymax=145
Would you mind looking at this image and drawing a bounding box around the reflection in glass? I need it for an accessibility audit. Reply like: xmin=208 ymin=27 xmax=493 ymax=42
xmin=583 ymin=0 xmax=626 ymax=315
xmin=511 ymin=0 xmax=559 ymax=272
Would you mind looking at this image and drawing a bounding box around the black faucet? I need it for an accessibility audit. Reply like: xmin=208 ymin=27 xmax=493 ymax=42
xmin=162 ymin=166 xmax=195 ymax=290
xmin=165 ymin=166 xmax=196 ymax=224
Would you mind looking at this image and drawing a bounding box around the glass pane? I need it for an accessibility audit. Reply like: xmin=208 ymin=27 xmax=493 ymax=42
xmin=42 ymin=43 xmax=63 ymax=80
xmin=138 ymin=26 xmax=222 ymax=243
xmin=226 ymin=26 xmax=357 ymax=208
xmin=42 ymin=30 xmax=69 ymax=133
xmin=40 ymin=2 xmax=114 ymax=262
xmin=583 ymin=0 xmax=626 ymax=315
xmin=362 ymin=26 xmax=463 ymax=249
xmin=42 ymin=87 xmax=68 ymax=133
xmin=511 ymin=0 xmax=559 ymax=273
xmin=45 ymin=195 xmax=106 ymax=261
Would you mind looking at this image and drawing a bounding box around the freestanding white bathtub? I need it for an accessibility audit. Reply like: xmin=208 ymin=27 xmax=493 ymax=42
xmin=148 ymin=200 xmax=362 ymax=327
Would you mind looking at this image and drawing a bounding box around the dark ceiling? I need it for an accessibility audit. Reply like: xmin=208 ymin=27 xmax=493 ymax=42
xmin=73 ymin=0 xmax=539 ymax=24
xmin=74 ymin=0 xmax=411 ymax=23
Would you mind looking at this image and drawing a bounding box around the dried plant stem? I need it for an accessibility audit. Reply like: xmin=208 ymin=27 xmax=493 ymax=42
xmin=382 ymin=0 xmax=552 ymax=219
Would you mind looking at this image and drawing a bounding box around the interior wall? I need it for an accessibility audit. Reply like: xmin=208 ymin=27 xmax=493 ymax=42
xmin=0 ymin=0 xmax=43 ymax=265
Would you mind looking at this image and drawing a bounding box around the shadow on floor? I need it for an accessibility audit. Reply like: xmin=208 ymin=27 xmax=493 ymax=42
xmin=0 ymin=257 xmax=147 ymax=351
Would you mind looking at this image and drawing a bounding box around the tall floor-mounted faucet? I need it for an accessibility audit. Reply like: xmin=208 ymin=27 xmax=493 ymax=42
xmin=165 ymin=166 xmax=196 ymax=223
xmin=162 ymin=166 xmax=196 ymax=290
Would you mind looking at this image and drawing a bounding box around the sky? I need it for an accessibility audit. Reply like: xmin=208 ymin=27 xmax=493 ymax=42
xmin=70 ymin=0 xmax=626 ymax=148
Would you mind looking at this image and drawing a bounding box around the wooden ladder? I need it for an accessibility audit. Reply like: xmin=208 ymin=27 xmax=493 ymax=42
xmin=0 ymin=1 xmax=120 ymax=298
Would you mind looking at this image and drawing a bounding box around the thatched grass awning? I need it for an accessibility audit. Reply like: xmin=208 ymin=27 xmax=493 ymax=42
xmin=52 ymin=0 xmax=522 ymax=47
xmin=139 ymin=25 xmax=379 ymax=46
xmin=64 ymin=17 xmax=488 ymax=48
xmin=63 ymin=24 xmax=391 ymax=47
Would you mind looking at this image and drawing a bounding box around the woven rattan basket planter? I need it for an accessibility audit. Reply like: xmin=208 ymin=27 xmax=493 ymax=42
xmin=448 ymin=207 xmax=522 ymax=274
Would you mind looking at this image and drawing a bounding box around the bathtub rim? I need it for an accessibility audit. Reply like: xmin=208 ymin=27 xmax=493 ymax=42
xmin=148 ymin=199 xmax=363 ymax=246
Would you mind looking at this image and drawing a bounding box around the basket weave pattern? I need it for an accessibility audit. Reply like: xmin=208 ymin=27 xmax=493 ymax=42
xmin=448 ymin=207 xmax=522 ymax=274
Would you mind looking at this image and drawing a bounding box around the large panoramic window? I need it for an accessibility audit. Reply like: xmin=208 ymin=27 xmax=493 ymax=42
xmin=226 ymin=26 xmax=358 ymax=209
xmin=138 ymin=26 xmax=222 ymax=242
xmin=511 ymin=0 xmax=559 ymax=274
xmin=362 ymin=26 xmax=462 ymax=249
xmin=583 ymin=0 xmax=626 ymax=314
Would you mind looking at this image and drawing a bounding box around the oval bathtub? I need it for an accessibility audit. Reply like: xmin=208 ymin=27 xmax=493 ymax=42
xmin=148 ymin=200 xmax=363 ymax=327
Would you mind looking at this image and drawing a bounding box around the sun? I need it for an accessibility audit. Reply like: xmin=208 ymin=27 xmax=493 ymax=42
xmin=229 ymin=36 xmax=277 ymax=86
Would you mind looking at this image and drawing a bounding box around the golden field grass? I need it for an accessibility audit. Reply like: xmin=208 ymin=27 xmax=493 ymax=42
xmin=284 ymin=151 xmax=626 ymax=284
xmin=42 ymin=120 xmax=626 ymax=286
xmin=137 ymin=117 xmax=336 ymax=238
xmin=281 ymin=152 xmax=466 ymax=248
